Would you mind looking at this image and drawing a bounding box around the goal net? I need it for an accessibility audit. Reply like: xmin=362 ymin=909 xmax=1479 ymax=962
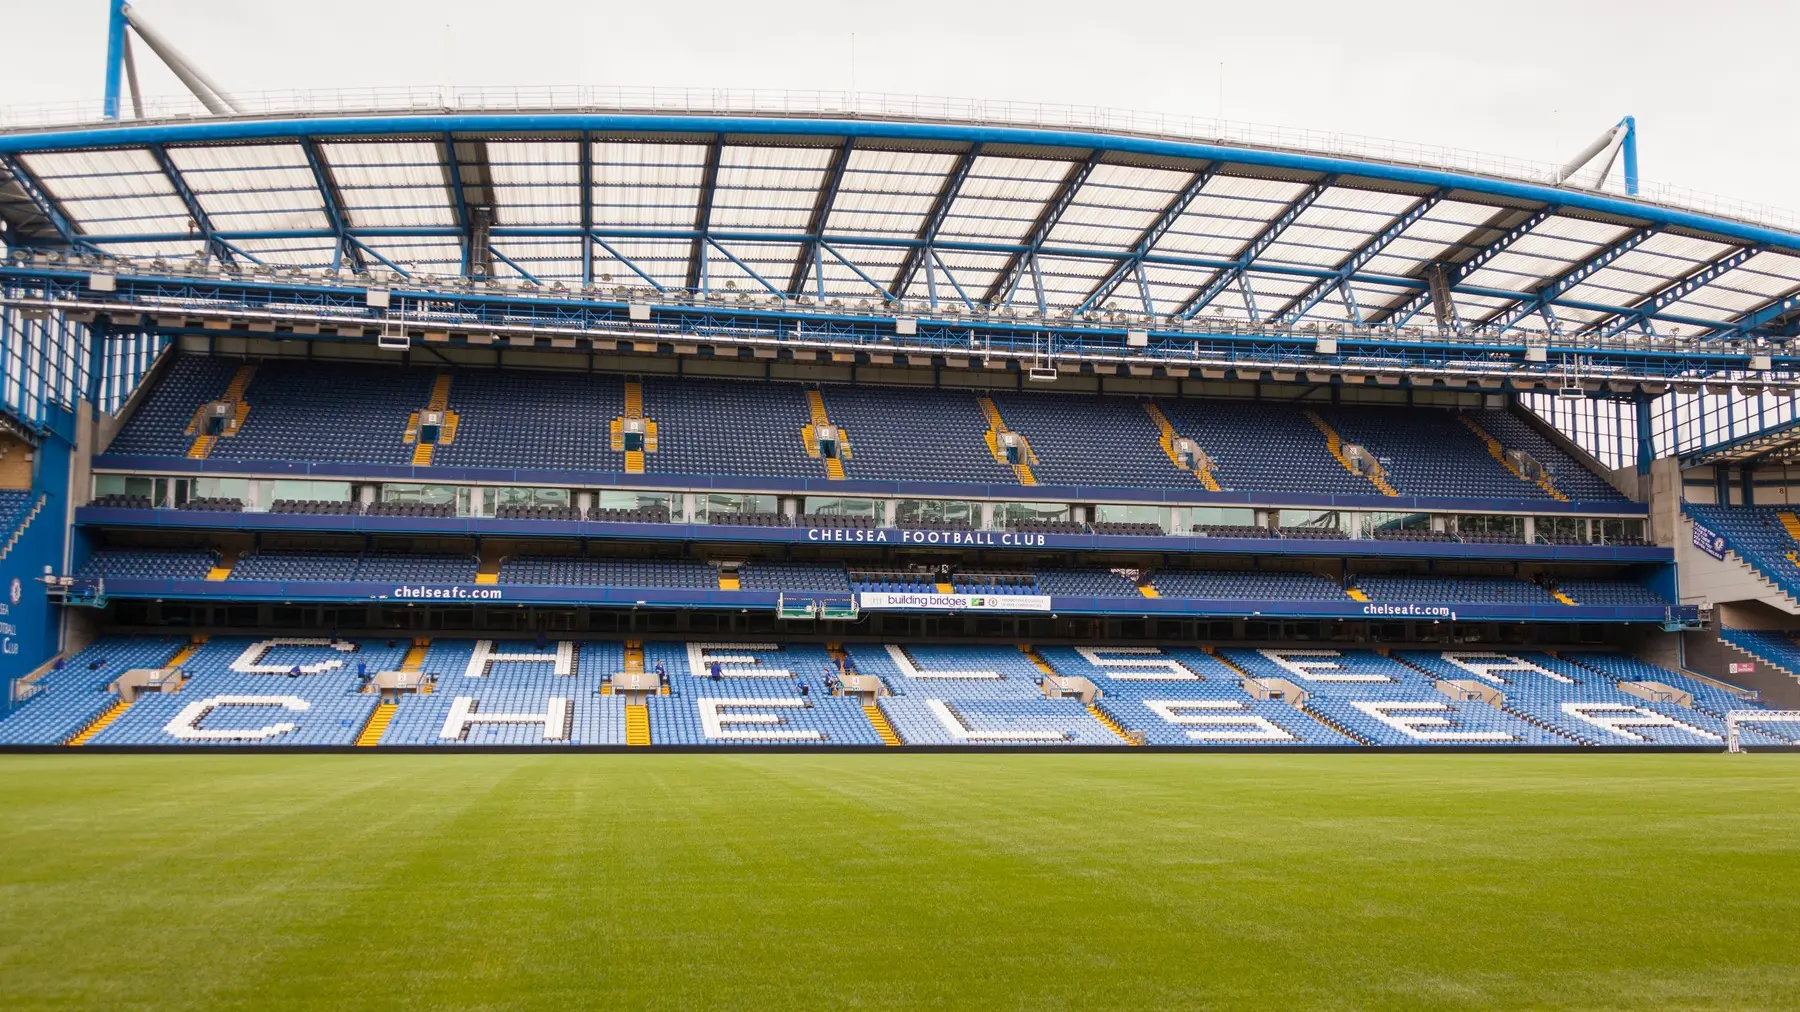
xmin=1725 ymin=710 xmax=1800 ymax=752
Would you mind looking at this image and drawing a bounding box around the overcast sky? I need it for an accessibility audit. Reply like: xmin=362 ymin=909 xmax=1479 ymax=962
xmin=1 ymin=0 xmax=1793 ymax=213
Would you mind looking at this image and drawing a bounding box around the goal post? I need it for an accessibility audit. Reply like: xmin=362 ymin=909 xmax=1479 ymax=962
xmin=1725 ymin=710 xmax=1800 ymax=752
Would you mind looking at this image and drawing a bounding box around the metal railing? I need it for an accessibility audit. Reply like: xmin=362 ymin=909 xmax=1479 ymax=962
xmin=3 ymin=85 xmax=1797 ymax=235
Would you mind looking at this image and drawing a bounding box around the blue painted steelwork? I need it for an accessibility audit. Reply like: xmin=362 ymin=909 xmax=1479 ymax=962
xmin=0 ymin=155 xmax=85 ymax=252
xmin=147 ymin=144 xmax=235 ymax=267
xmin=989 ymin=151 xmax=1104 ymax=307
xmin=1596 ymin=245 xmax=1759 ymax=337
xmin=791 ymin=138 xmax=853 ymax=297
xmin=1488 ymin=226 xmax=1663 ymax=333
xmin=486 ymin=245 xmax=541 ymax=286
xmin=889 ymin=145 xmax=979 ymax=303
xmin=4 ymin=266 xmax=1788 ymax=383
xmin=101 ymin=0 xmax=129 ymax=122
xmin=1620 ymin=115 xmax=1640 ymax=197
xmin=1276 ymin=191 xmax=1445 ymax=326
xmin=1180 ymin=178 xmax=1333 ymax=321
xmin=591 ymin=236 xmax=667 ymax=293
xmin=1382 ymin=207 xmax=1558 ymax=328
xmin=3 ymin=113 xmax=1798 ymax=258
xmin=1717 ymin=291 xmax=1800 ymax=338
xmin=300 ymin=139 xmax=358 ymax=272
xmin=1076 ymin=164 xmax=1223 ymax=316
xmin=686 ymin=136 xmax=722 ymax=293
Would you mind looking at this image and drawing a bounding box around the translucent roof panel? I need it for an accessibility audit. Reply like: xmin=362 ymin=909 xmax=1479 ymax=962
xmin=488 ymin=237 xmax=584 ymax=282
xmin=1462 ymin=215 xmax=1635 ymax=296
xmin=591 ymin=141 xmax=708 ymax=228
xmin=898 ymin=249 xmax=1013 ymax=305
xmin=20 ymin=148 xmax=191 ymax=237
xmin=935 ymin=155 xmax=1073 ymax=243
xmin=699 ymin=240 xmax=806 ymax=294
xmin=1042 ymin=163 xmax=1192 ymax=252
xmin=319 ymin=141 xmax=456 ymax=229
xmin=1556 ymin=233 xmax=1732 ymax=318
xmin=1258 ymin=186 xmax=1419 ymax=271
xmin=1148 ymin=174 xmax=1310 ymax=261
xmin=707 ymin=145 xmax=835 ymax=234
xmin=357 ymin=237 xmax=463 ymax=275
xmin=164 ymin=143 xmax=329 ymax=234
xmin=810 ymin=243 xmax=910 ymax=300
xmin=822 ymin=148 xmax=959 ymax=239
xmin=1362 ymin=200 xmax=1504 ymax=278
xmin=485 ymin=140 xmax=581 ymax=228
xmin=591 ymin=238 xmax=690 ymax=290
xmin=225 ymin=236 xmax=341 ymax=269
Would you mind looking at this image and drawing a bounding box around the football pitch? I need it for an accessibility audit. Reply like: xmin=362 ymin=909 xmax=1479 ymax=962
xmin=0 ymin=753 xmax=1795 ymax=1010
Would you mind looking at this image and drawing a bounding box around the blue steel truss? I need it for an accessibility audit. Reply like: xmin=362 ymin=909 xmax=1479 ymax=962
xmin=3 ymin=113 xmax=1800 ymax=348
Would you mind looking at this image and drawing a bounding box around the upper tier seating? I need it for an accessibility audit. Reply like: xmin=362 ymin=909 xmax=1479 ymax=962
xmin=1091 ymin=521 xmax=1166 ymax=537
xmin=1007 ymin=519 xmax=1086 ymax=535
xmin=989 ymin=393 xmax=1187 ymax=488
xmin=1555 ymin=580 xmax=1667 ymax=607
xmin=228 ymin=551 xmax=476 ymax=583
xmin=710 ymin=511 xmax=790 ymax=527
xmin=270 ymin=499 xmax=362 ymax=516
xmin=90 ymin=493 xmax=153 ymax=510
xmin=1683 ymin=504 xmax=1800 ymax=599
xmin=1470 ymin=410 xmax=1626 ymax=502
xmin=365 ymin=502 xmax=454 ymax=518
xmin=500 ymin=556 xmax=717 ymax=589
xmin=801 ymin=513 xmax=876 ymax=530
xmin=1034 ymin=569 xmax=1141 ymax=596
xmin=179 ymin=497 xmax=243 ymax=512
xmin=104 ymin=357 xmax=1625 ymax=505
xmin=739 ymin=563 xmax=851 ymax=594
xmin=1354 ymin=576 xmax=1557 ymax=605
xmin=589 ymin=506 xmax=670 ymax=524
xmin=1149 ymin=570 xmax=1345 ymax=600
xmin=1719 ymin=628 xmax=1800 ymax=676
xmin=493 ymin=504 xmax=582 ymax=521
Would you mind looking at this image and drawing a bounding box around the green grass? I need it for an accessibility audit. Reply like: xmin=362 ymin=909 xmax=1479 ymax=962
xmin=0 ymin=754 xmax=1797 ymax=1010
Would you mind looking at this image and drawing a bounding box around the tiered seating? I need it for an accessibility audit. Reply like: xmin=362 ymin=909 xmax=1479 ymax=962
xmin=648 ymin=642 xmax=881 ymax=745
xmin=178 ymin=497 xmax=243 ymax=512
xmin=1683 ymin=505 xmax=1800 ymax=598
xmin=270 ymin=499 xmax=362 ymax=516
xmin=1373 ymin=528 xmax=1456 ymax=542
xmin=1565 ymin=653 xmax=1776 ymax=725
xmin=739 ymin=563 xmax=851 ymax=594
xmin=1392 ymin=650 xmax=1780 ymax=746
xmin=1459 ymin=531 xmax=1525 ymax=545
xmin=211 ymin=361 xmax=435 ymax=465
xmin=590 ymin=506 xmax=670 ymax=523
xmin=378 ymin=639 xmax=626 ymax=746
xmin=500 ymin=556 xmax=717 ymax=588
xmin=989 ymin=393 xmax=1184 ymax=488
xmin=950 ymin=572 xmax=1039 ymax=594
xmin=1555 ymin=580 xmax=1666 ymax=607
xmin=1007 ymin=519 xmax=1086 ymax=535
xmin=1037 ymin=645 xmax=1355 ymax=746
xmin=643 ymin=377 xmax=817 ymax=479
xmin=1354 ymin=576 xmax=1556 ymax=605
xmin=231 ymin=551 xmax=360 ymax=582
xmin=1470 ymin=410 xmax=1628 ymax=502
xmin=89 ymin=494 xmax=153 ymax=509
xmin=78 ymin=548 xmax=217 ymax=580
xmin=365 ymin=502 xmax=454 ymax=518
xmin=85 ymin=637 xmax=401 ymax=746
xmin=1720 ymin=628 xmax=1800 ymax=675
xmin=357 ymin=553 xmax=477 ymax=582
xmin=845 ymin=643 xmax=1119 ymax=745
xmin=710 ymin=511 xmax=790 ymax=527
xmin=105 ymin=356 xmax=243 ymax=456
xmin=1157 ymin=400 xmax=1368 ymax=495
xmin=850 ymin=571 xmax=939 ymax=594
xmin=493 ymin=504 xmax=582 ymax=521
xmin=1195 ymin=524 xmax=1273 ymax=539
xmin=1091 ymin=521 xmax=1166 ymax=536
xmin=800 ymin=513 xmax=875 ymax=530
xmin=822 ymin=386 xmax=1015 ymax=484
xmin=1035 ymin=570 xmax=1141 ymax=597
xmin=1278 ymin=526 xmax=1345 ymax=540
xmin=1323 ymin=406 xmax=1532 ymax=500
xmin=897 ymin=516 xmax=974 ymax=531
xmin=433 ymin=370 xmax=625 ymax=471
xmin=1224 ymin=648 xmax=1571 ymax=745
xmin=0 ymin=491 xmax=31 ymax=535
xmin=0 ymin=636 xmax=184 ymax=745
xmin=1149 ymin=570 xmax=1344 ymax=600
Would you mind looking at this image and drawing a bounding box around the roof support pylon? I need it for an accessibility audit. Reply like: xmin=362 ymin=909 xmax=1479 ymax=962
xmin=101 ymin=2 xmax=240 ymax=119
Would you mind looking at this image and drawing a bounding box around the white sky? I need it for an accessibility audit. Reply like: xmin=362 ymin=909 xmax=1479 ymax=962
xmin=1 ymin=0 xmax=1796 ymax=214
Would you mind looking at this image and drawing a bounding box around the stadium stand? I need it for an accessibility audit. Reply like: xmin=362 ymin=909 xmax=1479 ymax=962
xmin=78 ymin=548 xmax=218 ymax=580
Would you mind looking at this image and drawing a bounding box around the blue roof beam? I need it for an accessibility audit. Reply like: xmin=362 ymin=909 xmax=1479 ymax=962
xmin=890 ymin=145 xmax=979 ymax=303
xmin=789 ymin=138 xmax=855 ymax=298
xmin=590 ymin=235 xmax=667 ymax=294
xmin=1484 ymin=225 xmax=1664 ymax=333
xmin=986 ymin=150 xmax=1104 ymax=308
xmin=1374 ymin=206 xmax=1558 ymax=328
xmin=301 ymin=139 xmax=361 ymax=273
xmin=704 ymin=238 xmax=787 ymax=300
xmin=147 ymin=144 xmax=233 ymax=267
xmin=1594 ymin=244 xmax=1760 ymax=337
xmin=1178 ymin=177 xmax=1334 ymax=321
xmin=0 ymin=154 xmax=85 ymax=251
xmin=685 ymin=137 xmax=723 ymax=293
xmin=1716 ymin=288 xmax=1800 ymax=339
xmin=1273 ymin=190 xmax=1446 ymax=326
xmin=1073 ymin=163 xmax=1223 ymax=316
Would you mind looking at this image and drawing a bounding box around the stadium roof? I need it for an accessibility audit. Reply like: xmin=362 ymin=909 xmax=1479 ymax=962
xmin=4 ymin=90 xmax=1800 ymax=344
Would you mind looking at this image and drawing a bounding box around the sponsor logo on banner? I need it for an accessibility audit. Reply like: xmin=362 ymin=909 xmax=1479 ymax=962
xmin=1729 ymin=661 xmax=1756 ymax=674
xmin=1691 ymin=522 xmax=1727 ymax=561
xmin=804 ymin=527 xmax=1050 ymax=547
xmin=857 ymin=592 xmax=1053 ymax=612
xmin=392 ymin=585 xmax=504 ymax=601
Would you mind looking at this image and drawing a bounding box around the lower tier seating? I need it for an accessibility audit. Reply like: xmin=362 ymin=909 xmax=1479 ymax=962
xmin=2 ymin=637 xmax=1781 ymax=748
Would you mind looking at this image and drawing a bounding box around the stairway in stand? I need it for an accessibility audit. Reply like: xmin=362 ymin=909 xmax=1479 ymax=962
xmin=1144 ymin=402 xmax=1221 ymax=490
xmin=1459 ymin=415 xmax=1567 ymax=500
xmin=863 ymin=703 xmax=902 ymax=746
xmin=406 ymin=373 xmax=457 ymax=466
xmin=802 ymin=389 xmax=850 ymax=480
xmin=977 ymin=397 xmax=1037 ymax=485
xmin=609 ymin=381 xmax=658 ymax=474
xmin=185 ymin=363 xmax=256 ymax=459
xmin=67 ymin=698 xmax=132 ymax=746
xmin=355 ymin=703 xmax=396 ymax=746
xmin=625 ymin=703 xmax=651 ymax=746
xmin=1304 ymin=409 xmax=1397 ymax=496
